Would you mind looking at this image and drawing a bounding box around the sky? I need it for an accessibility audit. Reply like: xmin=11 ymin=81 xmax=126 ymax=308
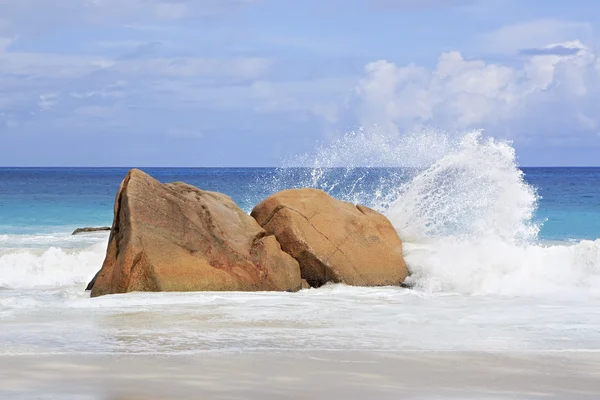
xmin=0 ymin=0 xmax=599 ymax=167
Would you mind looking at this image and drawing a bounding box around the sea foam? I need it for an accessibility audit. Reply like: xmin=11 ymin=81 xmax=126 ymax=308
xmin=0 ymin=240 xmax=106 ymax=289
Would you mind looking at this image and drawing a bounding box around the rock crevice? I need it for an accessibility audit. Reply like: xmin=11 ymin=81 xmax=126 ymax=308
xmin=88 ymin=169 xmax=301 ymax=297
xmin=251 ymin=188 xmax=408 ymax=288
xmin=87 ymin=170 xmax=408 ymax=297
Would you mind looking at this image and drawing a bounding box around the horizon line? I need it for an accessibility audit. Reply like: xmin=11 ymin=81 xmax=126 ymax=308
xmin=1 ymin=165 xmax=600 ymax=169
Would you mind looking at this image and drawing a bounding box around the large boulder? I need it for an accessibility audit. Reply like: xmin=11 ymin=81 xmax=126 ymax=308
xmin=251 ymin=189 xmax=408 ymax=288
xmin=89 ymin=169 xmax=301 ymax=297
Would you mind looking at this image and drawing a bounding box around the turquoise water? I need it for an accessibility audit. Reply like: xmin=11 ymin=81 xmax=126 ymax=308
xmin=1 ymin=167 xmax=599 ymax=240
xmin=1 ymin=164 xmax=599 ymax=295
xmin=1 ymin=161 xmax=600 ymax=390
xmin=525 ymin=167 xmax=600 ymax=240
xmin=1 ymin=140 xmax=599 ymax=400
xmin=0 ymin=168 xmax=274 ymax=234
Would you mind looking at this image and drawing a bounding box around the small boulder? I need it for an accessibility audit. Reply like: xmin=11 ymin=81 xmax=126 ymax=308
xmin=72 ymin=227 xmax=111 ymax=235
xmin=251 ymin=189 xmax=408 ymax=288
xmin=89 ymin=169 xmax=301 ymax=297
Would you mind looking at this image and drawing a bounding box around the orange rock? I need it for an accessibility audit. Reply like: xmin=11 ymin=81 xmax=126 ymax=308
xmin=251 ymin=189 xmax=408 ymax=288
xmin=89 ymin=169 xmax=301 ymax=297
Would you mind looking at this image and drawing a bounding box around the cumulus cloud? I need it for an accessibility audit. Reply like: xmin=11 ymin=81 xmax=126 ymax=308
xmin=353 ymin=41 xmax=600 ymax=144
xmin=1 ymin=0 xmax=598 ymax=166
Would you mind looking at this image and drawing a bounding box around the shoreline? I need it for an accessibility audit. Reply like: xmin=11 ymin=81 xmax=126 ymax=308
xmin=2 ymin=350 xmax=600 ymax=399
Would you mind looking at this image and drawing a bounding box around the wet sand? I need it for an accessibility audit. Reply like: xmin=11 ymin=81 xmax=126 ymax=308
xmin=2 ymin=351 xmax=600 ymax=399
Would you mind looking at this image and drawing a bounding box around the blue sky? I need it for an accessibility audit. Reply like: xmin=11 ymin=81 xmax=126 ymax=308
xmin=0 ymin=0 xmax=599 ymax=166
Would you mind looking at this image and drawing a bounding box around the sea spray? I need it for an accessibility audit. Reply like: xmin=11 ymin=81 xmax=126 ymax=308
xmin=267 ymin=128 xmax=600 ymax=297
xmin=387 ymin=133 xmax=600 ymax=295
xmin=264 ymin=128 xmax=459 ymax=211
xmin=387 ymin=131 xmax=539 ymax=243
xmin=269 ymin=129 xmax=539 ymax=241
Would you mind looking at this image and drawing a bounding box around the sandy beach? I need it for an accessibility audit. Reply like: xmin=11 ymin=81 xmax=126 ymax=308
xmin=2 ymin=350 xmax=600 ymax=399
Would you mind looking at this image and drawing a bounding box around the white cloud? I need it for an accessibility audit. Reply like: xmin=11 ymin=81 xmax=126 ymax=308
xmin=39 ymin=93 xmax=59 ymax=111
xmin=142 ymin=76 xmax=352 ymax=120
xmin=311 ymin=103 xmax=339 ymax=124
xmin=0 ymin=50 xmax=111 ymax=78
xmin=0 ymin=39 xmax=272 ymax=132
xmin=247 ymin=78 xmax=352 ymax=121
xmin=70 ymin=81 xmax=128 ymax=99
xmin=74 ymin=105 xmax=113 ymax=117
xmin=110 ymin=57 xmax=271 ymax=78
xmin=478 ymin=19 xmax=593 ymax=54
xmin=353 ymin=40 xmax=600 ymax=144
xmin=0 ymin=36 xmax=14 ymax=52
xmin=577 ymin=112 xmax=597 ymax=130
xmin=0 ymin=45 xmax=270 ymax=93
xmin=124 ymin=23 xmax=174 ymax=32
xmin=0 ymin=0 xmax=258 ymax=34
xmin=95 ymin=40 xmax=147 ymax=48
xmin=152 ymin=2 xmax=189 ymax=20
xmin=371 ymin=0 xmax=474 ymax=9
xmin=168 ymin=128 xmax=204 ymax=138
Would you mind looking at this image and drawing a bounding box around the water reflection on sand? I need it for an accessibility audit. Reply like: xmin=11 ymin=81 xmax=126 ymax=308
xmin=2 ymin=351 xmax=600 ymax=399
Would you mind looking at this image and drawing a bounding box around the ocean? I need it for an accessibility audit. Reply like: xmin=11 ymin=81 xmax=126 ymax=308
xmin=1 ymin=132 xmax=600 ymax=399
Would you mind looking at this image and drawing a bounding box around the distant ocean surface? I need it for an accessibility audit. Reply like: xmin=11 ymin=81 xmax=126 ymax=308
xmin=1 ymin=167 xmax=600 ymax=240
xmin=1 ymin=132 xmax=600 ymax=398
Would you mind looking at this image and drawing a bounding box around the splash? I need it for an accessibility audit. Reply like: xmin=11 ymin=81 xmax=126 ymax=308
xmin=386 ymin=131 xmax=539 ymax=243
xmin=267 ymin=128 xmax=464 ymax=211
xmin=269 ymin=128 xmax=539 ymax=240
xmin=268 ymin=128 xmax=600 ymax=296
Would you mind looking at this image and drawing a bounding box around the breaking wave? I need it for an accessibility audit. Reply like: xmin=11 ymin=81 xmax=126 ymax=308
xmin=2 ymin=129 xmax=599 ymax=296
xmin=270 ymin=129 xmax=600 ymax=296
xmin=0 ymin=239 xmax=106 ymax=289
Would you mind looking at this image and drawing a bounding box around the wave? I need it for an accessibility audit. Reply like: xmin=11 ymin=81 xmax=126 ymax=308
xmin=271 ymin=129 xmax=600 ymax=296
xmin=0 ymin=231 xmax=108 ymax=249
xmin=403 ymin=238 xmax=600 ymax=296
xmin=2 ymin=129 xmax=599 ymax=296
xmin=0 ymin=241 xmax=106 ymax=289
xmin=386 ymin=132 xmax=539 ymax=243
